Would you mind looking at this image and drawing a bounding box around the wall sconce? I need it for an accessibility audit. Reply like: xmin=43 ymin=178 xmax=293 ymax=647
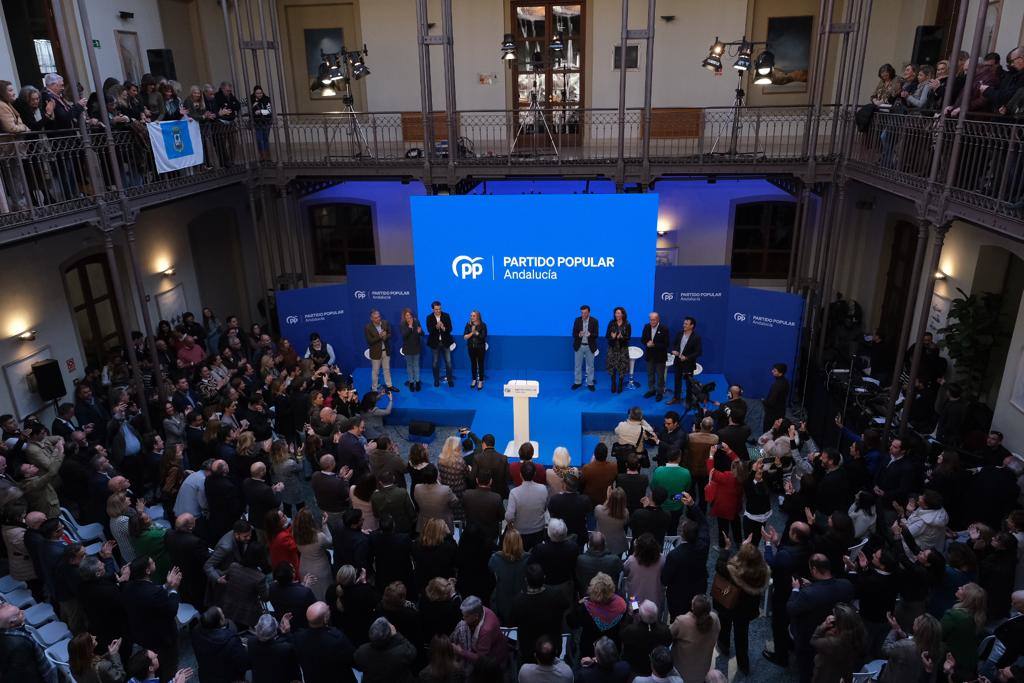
xmin=657 ymin=230 xmax=667 ymax=237
xmin=162 ymin=267 xmax=176 ymax=276
xmin=14 ymin=329 xmax=36 ymax=341
xmin=659 ymin=15 xmax=676 ymax=22
xmin=934 ymin=269 xmax=948 ymax=280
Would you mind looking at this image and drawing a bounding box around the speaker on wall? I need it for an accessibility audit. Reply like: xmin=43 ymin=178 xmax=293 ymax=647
xmin=912 ymin=25 xmax=944 ymax=66
xmin=31 ymin=359 xmax=66 ymax=402
xmin=147 ymin=49 xmax=177 ymax=81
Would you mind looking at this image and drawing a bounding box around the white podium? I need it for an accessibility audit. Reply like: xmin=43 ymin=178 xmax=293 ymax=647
xmin=503 ymin=379 xmax=539 ymax=456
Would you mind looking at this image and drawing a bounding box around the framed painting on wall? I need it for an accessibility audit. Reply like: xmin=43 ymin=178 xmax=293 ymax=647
xmin=3 ymin=346 xmax=52 ymax=421
xmin=115 ymin=30 xmax=143 ymax=84
xmin=762 ymin=16 xmax=812 ymax=94
xmin=304 ymin=28 xmax=344 ymax=99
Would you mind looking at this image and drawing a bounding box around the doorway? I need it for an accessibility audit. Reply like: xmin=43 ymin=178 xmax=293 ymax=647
xmin=972 ymin=245 xmax=1024 ymax=407
xmin=63 ymin=253 xmax=125 ymax=368
xmin=2 ymin=0 xmax=68 ymax=88
xmin=877 ymin=220 xmax=919 ymax=343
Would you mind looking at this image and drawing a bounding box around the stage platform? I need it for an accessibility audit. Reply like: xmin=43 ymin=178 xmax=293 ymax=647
xmin=350 ymin=367 xmax=730 ymax=466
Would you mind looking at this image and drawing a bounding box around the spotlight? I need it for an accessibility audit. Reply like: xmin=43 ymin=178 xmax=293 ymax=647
xmin=326 ymin=59 xmax=345 ymax=83
xmin=755 ymin=50 xmax=775 ymax=75
xmin=501 ymin=33 xmax=516 ymax=61
xmin=934 ymin=270 xmax=948 ymax=280
xmin=734 ymin=42 xmax=752 ymax=71
xmin=753 ymin=71 xmax=773 ymax=85
xmin=350 ymin=52 xmax=370 ymax=80
xmin=702 ymin=38 xmax=724 ymax=72
xmin=550 ymin=31 xmax=565 ymax=53
xmin=321 ymin=85 xmax=337 ymax=97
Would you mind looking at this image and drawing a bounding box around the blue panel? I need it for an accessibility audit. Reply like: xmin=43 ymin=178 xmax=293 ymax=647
xmin=652 ymin=266 xmax=731 ymax=373
xmin=346 ymin=265 xmax=418 ymax=368
xmin=275 ymin=284 xmax=354 ymax=369
xmin=724 ymin=286 xmax=804 ymax=397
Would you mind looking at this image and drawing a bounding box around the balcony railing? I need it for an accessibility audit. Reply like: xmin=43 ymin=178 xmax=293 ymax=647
xmin=847 ymin=109 xmax=1024 ymax=223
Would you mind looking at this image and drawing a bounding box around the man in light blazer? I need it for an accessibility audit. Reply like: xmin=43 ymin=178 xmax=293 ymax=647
xmin=364 ymin=309 xmax=398 ymax=393
xmin=571 ymin=305 xmax=599 ymax=391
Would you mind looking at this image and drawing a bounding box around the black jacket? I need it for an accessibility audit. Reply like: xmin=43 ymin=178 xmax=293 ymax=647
xmin=530 ymin=539 xmax=580 ymax=586
xmin=763 ymin=376 xmax=790 ymax=425
xmin=509 ymin=588 xmax=570 ymax=658
xmin=640 ymin=323 xmax=670 ymax=361
xmin=191 ymin=624 xmax=251 ymax=683
xmin=242 ymin=477 xmax=280 ymax=529
xmin=165 ymin=529 xmax=210 ymax=607
xmin=464 ymin=321 xmax=487 ymax=351
xmin=670 ymin=330 xmax=702 ymax=374
xmin=205 ymin=472 xmax=245 ymax=540
xmin=716 ymin=424 xmax=751 ymax=460
xmin=874 ymin=455 xmax=919 ymax=507
xmin=250 ymin=633 xmax=301 ymax=683
xmin=425 ymin=312 xmax=454 ymax=349
xmin=966 ymin=466 xmax=1020 ymax=530
xmin=815 ymin=467 xmax=853 ymax=516
xmin=329 ymin=522 xmax=371 ymax=572
xmin=369 ymin=530 xmax=414 ymax=589
xmin=606 ymin=321 xmax=631 ymax=351
xmin=661 ymin=505 xmax=710 ymax=619
xmin=573 ymin=316 xmax=599 ymax=351
xmin=269 ymin=581 xmax=317 ymax=630
xmin=294 ymin=626 xmax=356 ymax=683
xmin=0 ymin=628 xmax=49 ymax=683
xmin=547 ymin=491 xmax=591 ymax=547
xmin=654 ymin=426 xmax=687 ymax=468
xmin=628 ymin=506 xmax=670 ymax=547
xmin=849 ymin=566 xmax=898 ymax=623
xmin=353 ymin=633 xmax=418 ymax=683
xmin=399 ymin=319 xmax=423 ymax=356
xmin=786 ymin=577 xmax=855 ymax=651
xmin=121 ymin=578 xmax=180 ymax=650
xmin=619 ymin=619 xmax=672 ymax=676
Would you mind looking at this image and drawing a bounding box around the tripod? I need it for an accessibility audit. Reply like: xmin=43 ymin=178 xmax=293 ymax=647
xmin=510 ymin=86 xmax=560 ymax=159
xmin=341 ymin=82 xmax=374 ymax=159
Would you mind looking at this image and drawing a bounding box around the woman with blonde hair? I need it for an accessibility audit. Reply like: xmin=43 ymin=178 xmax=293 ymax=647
xmin=713 ymin=535 xmax=770 ymax=675
xmin=462 ymin=309 xmax=487 ymax=389
xmin=546 ymin=446 xmax=577 ymax=496
xmin=595 ymin=486 xmax=628 ymax=556
xmin=325 ymin=564 xmax=379 ymax=646
xmin=270 ymin=439 xmax=304 ymax=516
xmin=488 ymin=527 xmax=530 ymax=622
xmin=419 ymin=576 xmax=463 ymax=645
xmin=412 ymin=518 xmax=458 ymax=594
xmin=941 ymin=582 xmax=986 ymax=678
xmin=575 ymin=571 xmax=628 ymax=658
xmin=880 ymin=612 xmax=943 ymax=682
xmin=438 ymin=435 xmax=468 ymax=518
xmin=292 ymin=508 xmax=333 ymax=600
xmin=670 ymin=593 xmax=721 ymax=683
xmin=107 ymin=493 xmax=135 ymax=562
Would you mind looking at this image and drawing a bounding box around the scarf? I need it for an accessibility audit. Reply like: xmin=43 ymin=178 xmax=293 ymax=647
xmin=584 ymin=596 xmax=627 ymax=631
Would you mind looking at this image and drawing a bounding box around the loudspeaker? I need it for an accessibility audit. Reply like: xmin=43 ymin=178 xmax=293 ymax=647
xmin=409 ymin=420 xmax=436 ymax=437
xmin=912 ymin=25 xmax=944 ymax=66
xmin=31 ymin=359 xmax=66 ymax=401
xmin=147 ymin=49 xmax=177 ymax=81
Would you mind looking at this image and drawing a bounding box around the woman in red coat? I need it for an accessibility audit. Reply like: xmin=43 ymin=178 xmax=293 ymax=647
xmin=707 ymin=444 xmax=744 ymax=548
xmin=266 ymin=509 xmax=300 ymax=575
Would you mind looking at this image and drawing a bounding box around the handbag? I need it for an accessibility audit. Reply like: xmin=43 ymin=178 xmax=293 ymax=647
xmin=612 ymin=427 xmax=644 ymax=460
xmin=711 ymin=573 xmax=740 ymax=610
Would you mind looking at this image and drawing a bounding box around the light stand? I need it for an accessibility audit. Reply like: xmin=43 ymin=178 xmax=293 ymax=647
xmin=311 ymin=45 xmax=375 ymax=159
xmin=699 ymin=36 xmax=773 ymax=157
xmin=508 ymin=45 xmax=559 ymax=159
xmin=340 ymin=80 xmax=374 ymax=159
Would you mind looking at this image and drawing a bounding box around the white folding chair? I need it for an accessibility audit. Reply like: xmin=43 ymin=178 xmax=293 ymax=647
xmin=31 ymin=620 xmax=71 ymax=647
xmin=44 ymin=637 xmax=70 ymax=666
xmin=24 ymin=602 xmax=57 ymax=628
xmin=662 ymin=535 xmax=680 ymax=553
xmin=2 ymin=588 xmax=35 ymax=608
xmin=60 ymin=507 xmax=105 ymax=544
xmin=0 ymin=576 xmax=26 ymax=593
xmin=177 ymin=603 xmax=199 ymax=629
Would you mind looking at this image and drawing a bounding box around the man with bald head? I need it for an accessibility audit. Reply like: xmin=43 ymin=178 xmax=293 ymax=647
xmin=293 ymin=601 xmax=356 ymax=683
xmin=786 ymin=552 xmax=855 ymax=683
xmin=0 ymin=601 xmax=55 ymax=683
xmin=205 ymin=458 xmax=243 ymax=541
xmin=165 ymin=512 xmax=210 ymax=607
xmin=310 ymin=453 xmax=350 ymax=520
xmin=242 ymin=461 xmax=284 ymax=532
xmin=762 ymin=521 xmax=812 ymax=668
xmin=640 ymin=311 xmax=669 ymax=401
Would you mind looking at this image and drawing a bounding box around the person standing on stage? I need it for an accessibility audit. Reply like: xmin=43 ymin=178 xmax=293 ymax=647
xmin=606 ymin=307 xmax=631 ymax=394
xmin=365 ymin=310 xmax=398 ymax=393
xmin=464 ymin=310 xmax=488 ymax=391
xmin=762 ymin=363 xmax=790 ymax=433
xmin=572 ymin=305 xmax=599 ymax=391
xmin=400 ymin=308 xmax=423 ymax=392
xmin=668 ymin=316 xmax=702 ymax=406
xmin=426 ymin=300 xmax=455 ymax=388
xmin=641 ymin=312 xmax=670 ymax=401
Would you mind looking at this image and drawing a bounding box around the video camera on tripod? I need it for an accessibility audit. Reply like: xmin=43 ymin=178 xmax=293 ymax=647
xmin=686 ymin=376 xmax=717 ymax=410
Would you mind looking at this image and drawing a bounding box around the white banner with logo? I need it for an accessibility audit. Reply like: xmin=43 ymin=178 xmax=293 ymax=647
xmin=146 ymin=119 xmax=205 ymax=173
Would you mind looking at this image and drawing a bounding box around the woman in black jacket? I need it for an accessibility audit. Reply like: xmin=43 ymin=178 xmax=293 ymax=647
xmin=463 ymin=310 xmax=487 ymax=391
xmin=250 ymin=85 xmax=272 ymax=161
xmin=418 ymin=577 xmax=463 ymax=651
xmin=605 ymin=306 xmax=631 ymax=394
xmin=400 ymin=307 xmax=423 ymax=392
xmin=741 ymin=459 xmax=772 ymax=542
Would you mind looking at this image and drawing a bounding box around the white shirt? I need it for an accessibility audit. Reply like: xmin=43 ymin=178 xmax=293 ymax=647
xmin=679 ymin=332 xmax=690 ymax=354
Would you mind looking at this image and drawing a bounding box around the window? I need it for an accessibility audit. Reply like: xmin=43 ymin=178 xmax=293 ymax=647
xmin=33 ymin=39 xmax=56 ymax=75
xmin=309 ymin=203 xmax=376 ymax=277
xmin=63 ymin=254 xmax=124 ymax=367
xmin=613 ymin=45 xmax=639 ymax=70
xmin=730 ymin=201 xmax=797 ymax=278
xmin=509 ymin=2 xmax=585 ymax=140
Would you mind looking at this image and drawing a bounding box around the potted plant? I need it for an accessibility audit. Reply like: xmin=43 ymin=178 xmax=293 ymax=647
xmin=938 ymin=288 xmax=1005 ymax=399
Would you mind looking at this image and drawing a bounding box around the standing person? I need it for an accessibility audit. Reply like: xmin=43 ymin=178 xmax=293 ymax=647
xmin=463 ymin=310 xmax=487 ymax=390
xmin=399 ymin=308 xmax=423 ymax=392
xmin=505 ymin=461 xmax=549 ymax=550
xmin=121 ymin=557 xmax=183 ymax=683
xmin=365 ymin=310 xmax=398 ymax=394
xmin=810 ymin=604 xmax=868 ymax=683
xmin=293 ymin=509 xmax=333 ymax=601
xmin=788 ymin=554 xmax=856 ymax=683
xmin=668 ymin=317 xmax=702 ymax=406
xmin=713 ymin=536 xmax=770 ymax=676
xmin=669 ymin=594 xmax=720 ymax=683
xmin=572 ymin=305 xmax=599 ymax=391
xmin=605 ymin=306 xmax=631 ymax=394
xmin=250 ymin=85 xmax=272 ymax=162
xmin=426 ymin=301 xmax=454 ymax=388
xmin=212 ymin=81 xmax=241 ymax=167
xmin=640 ymin=313 xmax=669 ymax=401
xmin=707 ymin=445 xmax=743 ymax=548
xmin=763 ymin=363 xmax=791 ymax=434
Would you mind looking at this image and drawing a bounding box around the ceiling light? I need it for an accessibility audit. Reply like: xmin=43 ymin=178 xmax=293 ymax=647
xmin=501 ymin=33 xmax=516 ymax=61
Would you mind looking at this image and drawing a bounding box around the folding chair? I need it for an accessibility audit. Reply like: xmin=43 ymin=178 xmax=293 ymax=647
xmin=2 ymin=588 xmax=36 ymax=608
xmin=60 ymin=507 xmax=105 ymax=545
xmin=177 ymin=603 xmax=199 ymax=629
xmin=24 ymin=602 xmax=57 ymax=628
xmin=31 ymin=620 xmax=71 ymax=647
xmin=0 ymin=575 xmax=26 ymax=593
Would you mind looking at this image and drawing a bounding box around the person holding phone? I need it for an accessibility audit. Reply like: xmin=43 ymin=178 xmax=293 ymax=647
xmin=463 ymin=310 xmax=488 ymax=390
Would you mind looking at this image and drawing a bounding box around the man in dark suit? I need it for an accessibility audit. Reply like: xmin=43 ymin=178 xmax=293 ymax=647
xmin=370 ymin=471 xmax=417 ymax=534
xmin=717 ymin=411 xmax=752 ymax=461
xmin=165 ymin=513 xmax=211 ymax=609
xmin=73 ymin=383 xmax=110 ymax=446
xmin=204 ymin=460 xmax=244 ymax=541
xmin=461 ymin=471 xmax=505 ymax=544
xmin=761 ymin=522 xmax=811 ymax=667
xmin=310 ymin=454 xmax=350 ymax=519
xmin=762 ymin=363 xmax=791 ymax=433
xmin=571 ymin=304 xmax=599 ymax=391
xmin=294 ymin=602 xmax=357 ymax=683
xmin=50 ymin=403 xmax=83 ymax=441
xmin=469 ymin=433 xmax=511 ymax=498
xmin=653 ymin=411 xmax=687 ymax=467
xmin=171 ymin=377 xmax=201 ymax=415
xmin=786 ymin=553 xmax=855 ymax=683
xmin=660 ymin=493 xmax=709 ymax=619
xmin=268 ymin=562 xmax=317 ymax=630
xmin=711 ymin=385 xmax=748 ymax=427
xmin=812 ymin=449 xmax=853 ymax=516
xmin=0 ymin=602 xmax=53 ymax=683
xmin=121 ymin=556 xmax=182 ymax=683
xmin=576 ymin=532 xmax=623 ymax=589
xmin=872 ymin=438 xmax=919 ymax=528
xmin=425 ymin=300 xmax=455 ymax=388
xmin=327 ymin=508 xmax=370 ymax=572
xmin=668 ymin=316 xmax=702 ymax=406
xmin=334 ymin=419 xmax=369 ymax=480
xmin=364 ymin=310 xmax=398 ymax=394
xmin=628 ymin=487 xmax=672 ymax=547
xmin=546 ymin=474 xmax=592 ymax=548
xmin=204 ymin=520 xmax=258 ymax=590
xmin=641 ymin=312 xmax=670 ymax=401
xmin=242 ymin=462 xmax=283 ymax=529
xmin=77 ymin=554 xmax=128 ymax=654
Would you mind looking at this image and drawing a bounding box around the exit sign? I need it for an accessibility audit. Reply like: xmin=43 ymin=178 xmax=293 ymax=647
xmin=92 ymin=39 xmax=101 ymax=48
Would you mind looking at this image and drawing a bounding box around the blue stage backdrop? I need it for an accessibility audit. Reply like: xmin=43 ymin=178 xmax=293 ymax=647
xmin=276 ymin=284 xmax=354 ymax=369
xmin=654 ymin=266 xmax=730 ymax=374
xmin=409 ymin=194 xmax=659 ymax=337
xmin=725 ymin=286 xmax=804 ymax=397
xmin=346 ymin=265 xmax=418 ymax=367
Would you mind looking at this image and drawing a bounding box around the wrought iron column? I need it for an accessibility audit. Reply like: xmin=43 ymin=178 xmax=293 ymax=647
xmin=615 ymin=0 xmax=629 ymax=190
xmin=219 ymin=0 xmax=239 ymax=92
xmin=639 ymin=0 xmax=657 ymax=185
xmin=815 ymin=178 xmax=848 ymax=358
xmin=415 ymin=0 xmax=435 ymax=187
xmin=787 ymin=183 xmax=809 ymax=292
xmin=441 ymin=0 xmax=458 ymax=181
xmin=123 ymin=222 xmax=168 ymax=402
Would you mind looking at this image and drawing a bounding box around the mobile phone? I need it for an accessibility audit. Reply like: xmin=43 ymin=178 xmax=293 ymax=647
xmin=629 ymin=595 xmax=639 ymax=612
xmin=672 ymin=493 xmax=684 ymax=502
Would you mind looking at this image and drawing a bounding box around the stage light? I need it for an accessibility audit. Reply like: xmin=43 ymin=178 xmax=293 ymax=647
xmin=550 ymin=31 xmax=565 ymax=53
xmin=755 ymin=50 xmax=775 ymax=75
xmin=321 ymin=85 xmax=337 ymax=97
xmin=753 ymin=71 xmax=773 ymax=85
xmin=161 ymin=267 xmax=175 ymax=276
xmin=734 ymin=42 xmax=752 ymax=71
xmin=702 ymin=38 xmax=724 ymax=72
xmin=501 ymin=33 xmax=516 ymax=61
xmin=350 ymin=52 xmax=370 ymax=80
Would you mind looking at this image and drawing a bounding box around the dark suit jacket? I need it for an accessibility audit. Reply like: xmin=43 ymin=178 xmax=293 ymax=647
xmin=660 ymin=505 xmax=710 ymax=618
xmin=74 ymin=398 xmax=110 ymax=444
xmin=671 ymin=331 xmax=702 ymax=374
xmin=269 ymin=581 xmax=317 ymax=630
xmin=294 ymin=626 xmax=356 ymax=683
xmin=165 ymin=529 xmax=210 ymax=607
xmin=50 ymin=417 xmax=79 ymax=441
xmin=470 ymin=444 xmax=511 ymax=498
xmin=716 ymin=424 xmax=751 ymax=462
xmin=461 ymin=488 xmax=505 ymax=543
xmin=364 ymin=320 xmax=393 ymax=360
xmin=311 ymin=471 xmax=349 ymax=513
xmin=547 ymin=491 xmax=592 ymax=545
xmin=242 ymin=477 xmax=280 ymax=529
xmin=0 ymin=628 xmax=48 ymax=683
xmin=205 ymin=472 xmax=244 ymax=540
xmin=641 ymin=323 xmax=670 ymax=361
xmin=763 ymin=377 xmax=790 ymax=424
xmin=328 ymin=521 xmax=370 ymax=572
xmin=335 ymin=433 xmax=368 ymax=479
xmin=371 ymin=486 xmax=417 ymax=534
xmin=786 ymin=577 xmax=855 ymax=650
xmin=250 ymin=633 xmax=301 ymax=683
xmin=42 ymin=90 xmax=83 ymax=133
xmin=425 ymin=312 xmax=454 ymax=349
xmin=220 ymin=563 xmax=268 ymax=628
xmin=873 ymin=455 xmax=919 ymax=507
xmin=78 ymin=574 xmax=127 ymax=647
xmin=572 ymin=316 xmax=599 ymax=351
xmin=121 ymin=578 xmax=180 ymax=649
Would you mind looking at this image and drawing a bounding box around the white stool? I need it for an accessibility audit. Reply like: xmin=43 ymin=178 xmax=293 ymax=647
xmin=627 ymin=346 xmax=644 ymax=389
xmin=693 ymin=362 xmax=704 ymax=376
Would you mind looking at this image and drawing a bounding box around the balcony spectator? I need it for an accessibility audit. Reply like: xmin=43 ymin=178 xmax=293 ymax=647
xmin=871 ymin=64 xmax=902 ymax=107
xmin=41 ymin=72 xmax=85 ymax=201
xmin=906 ymin=65 xmax=936 ymax=111
xmin=15 ymin=85 xmax=48 ymax=133
xmin=251 ymin=85 xmax=273 ymax=162
xmin=140 ymin=73 xmax=161 ymax=115
xmin=213 ymin=81 xmax=241 ymax=167
xmin=155 ymin=82 xmax=186 ymax=122
xmin=994 ymin=47 xmax=1024 ymax=116
xmin=929 ymin=59 xmax=950 ymax=102
xmin=898 ymin=64 xmax=918 ymax=103
xmin=0 ymin=79 xmax=31 ymax=212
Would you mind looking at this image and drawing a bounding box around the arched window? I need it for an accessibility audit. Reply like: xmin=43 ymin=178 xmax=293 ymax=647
xmin=308 ymin=202 xmax=376 ymax=277
xmin=63 ymin=254 xmax=124 ymax=367
xmin=730 ymin=201 xmax=797 ymax=279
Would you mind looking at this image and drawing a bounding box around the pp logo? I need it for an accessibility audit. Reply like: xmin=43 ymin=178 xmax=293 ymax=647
xmin=285 ymin=315 xmax=299 ymax=324
xmin=353 ymin=290 xmax=367 ymax=299
xmin=660 ymin=292 xmax=674 ymax=301
xmin=733 ymin=312 xmax=747 ymax=322
xmin=451 ymin=255 xmax=485 ymax=280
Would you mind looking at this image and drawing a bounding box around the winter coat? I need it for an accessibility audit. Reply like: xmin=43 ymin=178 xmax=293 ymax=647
xmin=903 ymin=507 xmax=948 ymax=554
xmin=706 ymin=453 xmax=743 ymax=520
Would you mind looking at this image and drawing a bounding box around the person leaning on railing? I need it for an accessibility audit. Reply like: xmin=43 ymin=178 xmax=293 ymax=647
xmin=0 ymin=79 xmax=30 ymax=212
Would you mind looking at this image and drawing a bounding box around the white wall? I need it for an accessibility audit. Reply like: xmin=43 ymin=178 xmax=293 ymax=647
xmin=69 ymin=0 xmax=166 ymax=90
xmin=0 ymin=4 xmax=18 ymax=88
